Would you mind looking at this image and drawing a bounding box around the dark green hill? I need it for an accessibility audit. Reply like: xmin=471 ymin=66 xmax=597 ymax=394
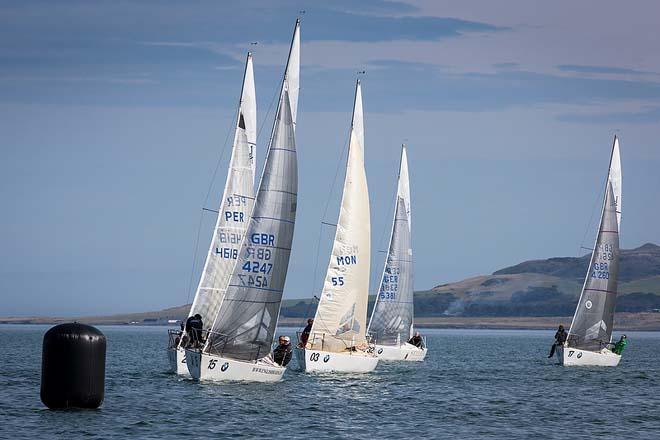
xmin=494 ymin=243 xmax=660 ymax=282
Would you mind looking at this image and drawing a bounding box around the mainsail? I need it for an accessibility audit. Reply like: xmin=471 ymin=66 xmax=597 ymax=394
xmin=567 ymin=137 xmax=621 ymax=352
xmin=187 ymin=53 xmax=257 ymax=330
xmin=367 ymin=145 xmax=414 ymax=346
xmin=310 ymin=80 xmax=371 ymax=352
xmin=204 ymin=21 xmax=300 ymax=362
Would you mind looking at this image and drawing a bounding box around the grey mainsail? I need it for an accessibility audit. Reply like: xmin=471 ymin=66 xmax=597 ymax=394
xmin=567 ymin=181 xmax=619 ymax=351
xmin=205 ymin=90 xmax=297 ymax=361
xmin=367 ymin=146 xmax=413 ymax=346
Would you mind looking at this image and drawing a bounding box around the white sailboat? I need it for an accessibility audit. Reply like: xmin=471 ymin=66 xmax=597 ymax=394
xmin=367 ymin=145 xmax=427 ymax=362
xmin=560 ymin=136 xmax=623 ymax=367
xmin=295 ymin=80 xmax=379 ymax=373
xmin=185 ymin=19 xmax=300 ymax=382
xmin=168 ymin=52 xmax=257 ymax=376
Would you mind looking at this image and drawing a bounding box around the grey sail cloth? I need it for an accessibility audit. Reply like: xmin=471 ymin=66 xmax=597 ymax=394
xmin=369 ymin=197 xmax=413 ymax=346
xmin=568 ymin=181 xmax=619 ymax=352
xmin=207 ymin=91 xmax=297 ymax=361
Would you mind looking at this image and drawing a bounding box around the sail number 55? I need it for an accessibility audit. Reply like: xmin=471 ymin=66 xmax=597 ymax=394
xmin=331 ymin=277 xmax=344 ymax=286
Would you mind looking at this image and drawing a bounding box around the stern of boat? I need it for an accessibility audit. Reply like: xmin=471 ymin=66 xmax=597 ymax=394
xmin=562 ymin=346 xmax=621 ymax=367
xmin=300 ymin=348 xmax=378 ymax=373
xmin=375 ymin=343 xmax=427 ymax=361
xmin=190 ymin=351 xmax=285 ymax=382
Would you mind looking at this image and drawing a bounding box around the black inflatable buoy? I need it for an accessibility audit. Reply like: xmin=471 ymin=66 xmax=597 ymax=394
xmin=40 ymin=323 xmax=106 ymax=409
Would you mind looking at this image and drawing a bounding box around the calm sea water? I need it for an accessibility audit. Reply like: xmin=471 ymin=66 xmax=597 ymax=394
xmin=1 ymin=325 xmax=659 ymax=439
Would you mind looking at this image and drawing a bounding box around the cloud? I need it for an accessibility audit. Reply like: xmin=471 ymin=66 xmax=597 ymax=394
xmin=557 ymin=65 xmax=652 ymax=76
xmin=557 ymin=106 xmax=660 ymax=124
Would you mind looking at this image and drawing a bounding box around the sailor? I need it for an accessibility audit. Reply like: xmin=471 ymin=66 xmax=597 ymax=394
xmin=184 ymin=315 xmax=196 ymax=347
xmin=190 ymin=314 xmax=204 ymax=347
xmin=612 ymin=334 xmax=628 ymax=355
xmin=299 ymin=318 xmax=313 ymax=347
xmin=408 ymin=331 xmax=424 ymax=348
xmin=548 ymin=325 xmax=567 ymax=358
xmin=273 ymin=335 xmax=293 ymax=366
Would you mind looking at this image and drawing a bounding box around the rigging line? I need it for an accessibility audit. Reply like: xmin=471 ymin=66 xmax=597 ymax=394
xmin=578 ymin=171 xmax=612 ymax=258
xmin=298 ymin=295 xmax=319 ymax=331
xmin=309 ymin=127 xmax=352 ymax=299
xmin=186 ymin=94 xmax=239 ymax=306
xmin=371 ymin=165 xmax=400 ymax=297
xmin=256 ymin=80 xmax=280 ymax=141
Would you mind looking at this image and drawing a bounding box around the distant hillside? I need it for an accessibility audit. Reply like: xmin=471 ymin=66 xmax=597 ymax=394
xmin=2 ymin=244 xmax=659 ymax=325
xmin=494 ymin=243 xmax=660 ymax=282
xmin=427 ymin=243 xmax=660 ymax=317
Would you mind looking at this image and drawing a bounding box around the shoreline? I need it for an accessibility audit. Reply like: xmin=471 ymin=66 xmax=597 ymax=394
xmin=3 ymin=312 xmax=659 ymax=331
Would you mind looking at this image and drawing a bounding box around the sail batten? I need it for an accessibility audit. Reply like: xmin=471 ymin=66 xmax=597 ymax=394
xmin=567 ymin=137 xmax=621 ymax=352
xmin=186 ymin=53 xmax=257 ymax=332
xmin=367 ymin=145 xmax=414 ymax=346
xmin=309 ymin=81 xmax=371 ymax=353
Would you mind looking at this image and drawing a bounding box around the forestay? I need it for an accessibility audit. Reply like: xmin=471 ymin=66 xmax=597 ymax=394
xmin=567 ymin=181 xmax=620 ymax=351
xmin=368 ymin=146 xmax=414 ymax=346
xmin=310 ymin=81 xmax=371 ymax=353
xmin=187 ymin=53 xmax=257 ymax=331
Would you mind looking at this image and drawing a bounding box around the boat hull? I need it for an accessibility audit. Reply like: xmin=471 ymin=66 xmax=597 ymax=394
xmin=561 ymin=345 xmax=621 ymax=367
xmin=185 ymin=349 xmax=286 ymax=382
xmin=375 ymin=343 xmax=427 ymax=361
xmin=167 ymin=347 xmax=190 ymax=376
xmin=295 ymin=348 xmax=379 ymax=373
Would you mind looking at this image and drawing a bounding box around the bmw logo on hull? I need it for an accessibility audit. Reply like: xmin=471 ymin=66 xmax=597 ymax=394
xmin=221 ymin=362 xmax=229 ymax=372
xmin=323 ymin=355 xmax=330 ymax=363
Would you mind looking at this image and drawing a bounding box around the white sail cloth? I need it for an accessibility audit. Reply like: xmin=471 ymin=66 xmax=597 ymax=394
xmin=310 ymin=81 xmax=371 ymax=353
xmin=187 ymin=53 xmax=257 ymax=330
xmin=368 ymin=146 xmax=414 ymax=346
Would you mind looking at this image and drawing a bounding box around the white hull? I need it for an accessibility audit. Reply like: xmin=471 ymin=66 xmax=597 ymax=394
xmin=295 ymin=348 xmax=379 ymax=373
xmin=167 ymin=347 xmax=190 ymax=376
xmin=375 ymin=343 xmax=427 ymax=361
xmin=561 ymin=345 xmax=621 ymax=367
xmin=185 ymin=349 xmax=286 ymax=382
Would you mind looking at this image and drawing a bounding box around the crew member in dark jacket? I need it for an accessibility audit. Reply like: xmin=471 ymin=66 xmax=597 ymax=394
xmin=299 ymin=318 xmax=313 ymax=347
xmin=273 ymin=336 xmax=293 ymax=366
xmin=185 ymin=314 xmax=203 ymax=347
xmin=548 ymin=325 xmax=567 ymax=358
xmin=408 ymin=331 xmax=424 ymax=348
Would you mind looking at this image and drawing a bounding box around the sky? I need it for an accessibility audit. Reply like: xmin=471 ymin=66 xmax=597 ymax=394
xmin=1 ymin=0 xmax=659 ymax=316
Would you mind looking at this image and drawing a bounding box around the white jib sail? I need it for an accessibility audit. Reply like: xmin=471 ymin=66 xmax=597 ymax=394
xmin=186 ymin=53 xmax=257 ymax=332
xmin=609 ymin=136 xmax=622 ymax=229
xmin=284 ymin=19 xmax=300 ymax=128
xmin=310 ymin=80 xmax=371 ymax=353
xmin=367 ymin=145 xmax=414 ymax=346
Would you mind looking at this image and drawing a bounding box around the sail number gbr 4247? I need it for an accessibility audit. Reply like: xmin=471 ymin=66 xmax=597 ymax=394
xmin=237 ymin=233 xmax=276 ymax=288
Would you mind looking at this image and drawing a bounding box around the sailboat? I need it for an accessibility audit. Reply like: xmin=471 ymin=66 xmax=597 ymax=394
xmin=560 ymin=135 xmax=622 ymax=367
xmin=168 ymin=51 xmax=257 ymax=376
xmin=367 ymin=145 xmax=427 ymax=361
xmin=295 ymin=80 xmax=379 ymax=373
xmin=185 ymin=19 xmax=300 ymax=382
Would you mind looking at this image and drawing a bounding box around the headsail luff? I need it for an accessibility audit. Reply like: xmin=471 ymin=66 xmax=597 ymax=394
xmin=186 ymin=53 xmax=257 ymax=331
xmin=367 ymin=145 xmax=414 ymax=346
xmin=609 ymin=136 xmax=622 ymax=229
xmin=310 ymin=80 xmax=371 ymax=353
xmin=567 ymin=137 xmax=621 ymax=352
